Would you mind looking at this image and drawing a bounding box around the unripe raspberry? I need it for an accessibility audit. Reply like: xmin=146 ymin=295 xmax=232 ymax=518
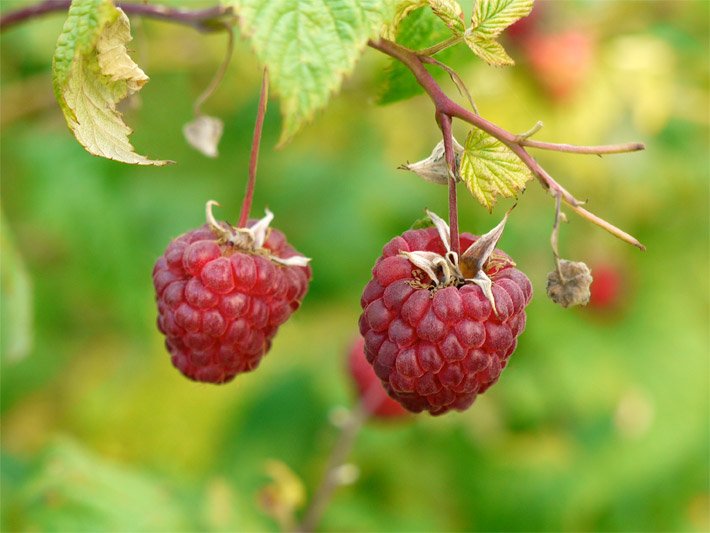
xmin=359 ymin=215 xmax=532 ymax=416
xmin=348 ymin=337 xmax=408 ymax=419
xmin=154 ymin=205 xmax=311 ymax=384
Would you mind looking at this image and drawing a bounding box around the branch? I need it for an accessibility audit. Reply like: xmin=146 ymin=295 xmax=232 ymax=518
xmin=368 ymin=38 xmax=646 ymax=251
xmin=0 ymin=0 xmax=233 ymax=32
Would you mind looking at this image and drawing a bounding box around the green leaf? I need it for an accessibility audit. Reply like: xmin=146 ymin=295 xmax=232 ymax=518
xmin=378 ymin=7 xmax=451 ymax=104
xmin=429 ymin=0 xmax=465 ymax=34
xmin=382 ymin=0 xmax=428 ymax=39
xmin=459 ymin=127 xmax=532 ymax=211
xmin=233 ymin=0 xmax=397 ymax=145
xmin=16 ymin=439 xmax=189 ymax=531
xmin=0 ymin=213 xmax=32 ymax=363
xmin=52 ymin=0 xmax=170 ymax=165
xmin=463 ymin=34 xmax=514 ymax=66
xmin=470 ymin=0 xmax=534 ymax=41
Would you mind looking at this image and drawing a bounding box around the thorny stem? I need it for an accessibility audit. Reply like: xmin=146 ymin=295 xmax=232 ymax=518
xmin=0 ymin=1 xmax=233 ymax=32
xmin=193 ymin=25 xmax=234 ymax=117
xmin=238 ymin=68 xmax=269 ymax=228
xmin=368 ymin=38 xmax=646 ymax=251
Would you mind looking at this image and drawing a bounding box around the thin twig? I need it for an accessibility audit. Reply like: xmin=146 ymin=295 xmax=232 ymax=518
xmin=193 ymin=25 xmax=234 ymax=116
xmin=238 ymin=68 xmax=269 ymax=228
xmin=0 ymin=0 xmax=233 ymax=32
xmin=521 ymin=139 xmax=646 ymax=155
xmin=368 ymin=38 xmax=646 ymax=251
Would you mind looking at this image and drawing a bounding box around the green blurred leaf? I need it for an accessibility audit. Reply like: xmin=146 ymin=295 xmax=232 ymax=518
xmin=0 ymin=213 xmax=33 ymax=363
xmin=470 ymin=0 xmax=534 ymax=40
xmin=233 ymin=0 xmax=397 ymax=145
xmin=459 ymin=127 xmax=531 ymax=211
xmin=15 ymin=439 xmax=188 ymax=532
xmin=52 ymin=0 xmax=170 ymax=165
xmin=378 ymin=7 xmax=450 ymax=104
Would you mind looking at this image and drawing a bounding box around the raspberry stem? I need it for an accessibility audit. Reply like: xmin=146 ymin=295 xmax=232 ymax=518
xmin=367 ymin=38 xmax=646 ymax=251
xmin=296 ymin=382 xmax=396 ymax=532
xmin=238 ymin=68 xmax=269 ymax=228
xmin=438 ymin=113 xmax=461 ymax=256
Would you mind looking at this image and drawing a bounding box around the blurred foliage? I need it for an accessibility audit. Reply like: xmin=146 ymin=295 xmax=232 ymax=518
xmin=1 ymin=0 xmax=708 ymax=531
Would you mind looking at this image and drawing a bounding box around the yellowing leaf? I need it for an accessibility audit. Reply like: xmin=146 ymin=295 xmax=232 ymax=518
xmin=382 ymin=0 xmax=428 ymax=40
xmin=52 ymin=0 xmax=170 ymax=165
xmin=429 ymin=0 xmax=465 ymax=34
xmin=234 ymin=0 xmax=398 ymax=146
xmin=463 ymin=33 xmax=514 ymax=66
xmin=471 ymin=0 xmax=534 ymax=40
xmin=459 ymin=127 xmax=532 ymax=211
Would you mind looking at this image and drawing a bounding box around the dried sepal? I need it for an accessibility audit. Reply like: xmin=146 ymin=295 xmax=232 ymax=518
xmin=204 ymin=200 xmax=311 ymax=265
xmin=459 ymin=210 xmax=510 ymax=278
xmin=546 ymin=260 xmax=593 ymax=308
xmin=399 ymin=139 xmax=464 ymax=185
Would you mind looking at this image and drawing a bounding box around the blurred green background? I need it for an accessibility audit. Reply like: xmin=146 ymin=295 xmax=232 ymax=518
xmin=1 ymin=0 xmax=708 ymax=531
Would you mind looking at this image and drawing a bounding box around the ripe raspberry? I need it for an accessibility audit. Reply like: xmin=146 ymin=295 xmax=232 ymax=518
xmin=359 ymin=211 xmax=532 ymax=415
xmin=348 ymin=337 xmax=408 ymax=419
xmin=153 ymin=203 xmax=311 ymax=384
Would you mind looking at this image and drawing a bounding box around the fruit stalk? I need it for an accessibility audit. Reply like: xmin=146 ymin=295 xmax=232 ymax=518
xmin=438 ymin=112 xmax=461 ymax=256
xmin=238 ymin=68 xmax=269 ymax=228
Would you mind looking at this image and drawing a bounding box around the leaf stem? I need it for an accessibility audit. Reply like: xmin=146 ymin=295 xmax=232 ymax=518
xmin=417 ymin=34 xmax=463 ymax=56
xmin=238 ymin=68 xmax=269 ymax=228
xmin=367 ymin=38 xmax=646 ymax=251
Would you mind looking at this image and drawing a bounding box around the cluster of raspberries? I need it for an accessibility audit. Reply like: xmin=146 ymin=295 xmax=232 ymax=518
xmin=154 ymin=207 xmax=531 ymax=416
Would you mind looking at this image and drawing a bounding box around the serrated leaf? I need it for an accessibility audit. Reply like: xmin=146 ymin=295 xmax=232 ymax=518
xmin=234 ymin=0 xmax=397 ymax=146
xmin=52 ymin=0 xmax=170 ymax=165
xmin=429 ymin=0 xmax=465 ymax=34
xmin=0 ymin=214 xmax=33 ymax=363
xmin=463 ymin=33 xmax=514 ymax=66
xmin=471 ymin=0 xmax=534 ymax=40
xmin=459 ymin=127 xmax=532 ymax=211
xmin=382 ymin=0 xmax=427 ymax=39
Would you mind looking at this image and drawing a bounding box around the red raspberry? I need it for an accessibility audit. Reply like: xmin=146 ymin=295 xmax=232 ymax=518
xmin=153 ymin=206 xmax=311 ymax=384
xmin=348 ymin=337 xmax=409 ymax=419
xmin=359 ymin=223 xmax=532 ymax=416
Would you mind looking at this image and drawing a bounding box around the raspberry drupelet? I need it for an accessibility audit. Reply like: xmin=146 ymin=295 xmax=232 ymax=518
xmin=153 ymin=203 xmax=311 ymax=384
xmin=359 ymin=211 xmax=532 ymax=415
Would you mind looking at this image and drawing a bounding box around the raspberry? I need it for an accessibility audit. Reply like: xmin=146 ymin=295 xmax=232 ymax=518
xmin=348 ymin=337 xmax=408 ymax=419
xmin=359 ymin=212 xmax=532 ymax=415
xmin=153 ymin=205 xmax=311 ymax=384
